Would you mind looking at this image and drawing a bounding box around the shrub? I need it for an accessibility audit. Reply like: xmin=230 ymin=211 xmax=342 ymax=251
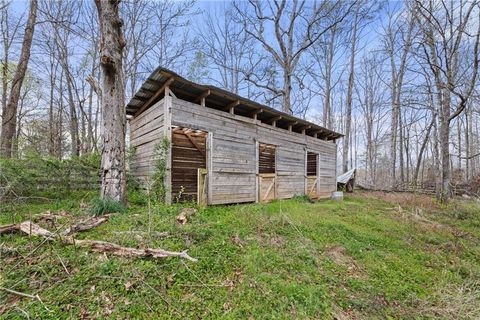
xmin=88 ymin=197 xmax=126 ymax=216
xmin=150 ymin=137 xmax=170 ymax=203
xmin=0 ymin=153 xmax=100 ymax=201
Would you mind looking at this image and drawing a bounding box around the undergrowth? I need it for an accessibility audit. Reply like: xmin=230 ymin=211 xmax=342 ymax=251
xmin=88 ymin=197 xmax=127 ymax=216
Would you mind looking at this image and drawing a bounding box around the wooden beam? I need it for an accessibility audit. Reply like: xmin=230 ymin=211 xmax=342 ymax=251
xmin=301 ymin=125 xmax=311 ymax=135
xmin=134 ymin=77 xmax=174 ymax=117
xmin=195 ymin=89 xmax=211 ymax=106
xmin=251 ymin=108 xmax=263 ymax=120
xmin=185 ymin=132 xmax=206 ymax=157
xmin=225 ymin=100 xmax=240 ymax=114
xmin=165 ymin=86 xmax=176 ymax=98
xmin=269 ymin=116 xmax=282 ymax=127
xmin=288 ymin=121 xmax=297 ymax=132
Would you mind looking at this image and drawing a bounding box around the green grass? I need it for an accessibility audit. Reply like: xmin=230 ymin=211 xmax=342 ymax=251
xmin=1 ymin=192 xmax=479 ymax=319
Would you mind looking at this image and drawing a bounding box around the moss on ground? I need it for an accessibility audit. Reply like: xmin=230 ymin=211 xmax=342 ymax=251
xmin=1 ymin=192 xmax=479 ymax=319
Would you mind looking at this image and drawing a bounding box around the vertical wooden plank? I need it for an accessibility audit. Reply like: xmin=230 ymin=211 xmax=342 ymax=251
xmin=274 ymin=146 xmax=278 ymax=199
xmin=255 ymin=139 xmax=259 ymax=203
xmin=207 ymin=132 xmax=213 ymax=205
xmin=304 ymin=148 xmax=308 ymax=195
xmin=164 ymin=96 xmax=172 ymax=205
xmin=334 ymin=141 xmax=337 ymax=193
xmin=317 ymin=151 xmax=321 ymax=196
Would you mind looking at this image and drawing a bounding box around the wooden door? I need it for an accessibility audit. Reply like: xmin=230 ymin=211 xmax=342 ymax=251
xmin=306 ymin=152 xmax=319 ymax=198
xmin=258 ymin=143 xmax=276 ymax=203
xmin=197 ymin=168 xmax=207 ymax=206
xmin=171 ymin=127 xmax=207 ymax=202
xmin=306 ymin=176 xmax=318 ymax=198
xmin=259 ymin=173 xmax=276 ymax=203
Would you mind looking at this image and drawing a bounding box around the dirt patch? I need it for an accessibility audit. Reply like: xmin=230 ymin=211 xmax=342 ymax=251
xmin=325 ymin=245 xmax=367 ymax=279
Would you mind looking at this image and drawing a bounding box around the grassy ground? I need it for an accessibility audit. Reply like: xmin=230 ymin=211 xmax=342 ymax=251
xmin=1 ymin=191 xmax=479 ymax=319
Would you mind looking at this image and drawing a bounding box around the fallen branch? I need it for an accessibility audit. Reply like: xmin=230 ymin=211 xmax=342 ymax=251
xmin=0 ymin=221 xmax=197 ymax=262
xmin=0 ymin=286 xmax=51 ymax=312
xmin=113 ymin=231 xmax=170 ymax=237
xmin=0 ymin=221 xmax=55 ymax=239
xmin=61 ymin=216 xmax=110 ymax=236
xmin=68 ymin=239 xmax=197 ymax=262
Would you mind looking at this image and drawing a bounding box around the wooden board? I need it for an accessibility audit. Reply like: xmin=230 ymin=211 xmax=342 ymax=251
xmin=259 ymin=173 xmax=276 ymax=203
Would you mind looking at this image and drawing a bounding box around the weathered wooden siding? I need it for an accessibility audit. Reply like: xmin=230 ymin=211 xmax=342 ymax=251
xmin=169 ymin=97 xmax=337 ymax=205
xmin=129 ymin=98 xmax=165 ymax=185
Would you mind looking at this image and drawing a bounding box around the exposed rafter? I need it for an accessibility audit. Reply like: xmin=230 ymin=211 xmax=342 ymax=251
xmin=225 ymin=100 xmax=240 ymax=114
xmin=270 ymin=116 xmax=282 ymax=127
xmin=288 ymin=121 xmax=298 ymax=132
xmin=195 ymin=89 xmax=211 ymax=106
xmin=134 ymin=77 xmax=174 ymax=117
xmin=251 ymin=108 xmax=263 ymax=120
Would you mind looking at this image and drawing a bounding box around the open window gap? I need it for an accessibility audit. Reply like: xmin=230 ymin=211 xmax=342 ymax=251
xmin=258 ymin=143 xmax=276 ymax=174
xmin=307 ymin=152 xmax=318 ymax=177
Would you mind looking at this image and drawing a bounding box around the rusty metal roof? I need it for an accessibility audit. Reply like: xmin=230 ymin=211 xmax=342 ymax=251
xmin=126 ymin=67 xmax=343 ymax=140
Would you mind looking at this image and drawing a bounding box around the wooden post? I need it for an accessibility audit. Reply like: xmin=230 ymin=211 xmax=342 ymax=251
xmin=252 ymin=108 xmax=263 ymax=121
xmin=317 ymin=152 xmax=321 ymax=197
xmin=163 ymin=96 xmax=173 ymax=205
xmin=207 ymin=132 xmax=213 ymax=205
xmin=255 ymin=139 xmax=259 ymax=203
xmin=271 ymin=116 xmax=281 ymax=127
xmin=304 ymin=148 xmax=308 ymax=196
xmin=226 ymin=100 xmax=239 ymax=114
xmin=196 ymin=90 xmax=210 ymax=106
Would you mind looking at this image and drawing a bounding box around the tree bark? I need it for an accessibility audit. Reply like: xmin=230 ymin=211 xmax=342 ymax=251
xmin=95 ymin=0 xmax=127 ymax=204
xmin=0 ymin=0 xmax=37 ymax=158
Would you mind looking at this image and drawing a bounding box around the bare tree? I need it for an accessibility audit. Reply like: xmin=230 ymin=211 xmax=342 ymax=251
xmin=235 ymin=0 xmax=354 ymax=114
xmin=198 ymin=5 xmax=251 ymax=94
xmin=381 ymin=2 xmax=416 ymax=187
xmin=95 ymin=0 xmax=127 ymax=203
xmin=0 ymin=0 xmax=37 ymax=158
xmin=415 ymin=0 xmax=480 ymax=201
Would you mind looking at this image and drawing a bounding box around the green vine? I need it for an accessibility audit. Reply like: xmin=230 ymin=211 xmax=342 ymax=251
xmin=151 ymin=137 xmax=170 ymax=203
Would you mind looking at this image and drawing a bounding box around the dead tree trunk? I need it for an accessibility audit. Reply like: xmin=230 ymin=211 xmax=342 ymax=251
xmin=0 ymin=0 xmax=37 ymax=158
xmin=95 ymin=0 xmax=127 ymax=204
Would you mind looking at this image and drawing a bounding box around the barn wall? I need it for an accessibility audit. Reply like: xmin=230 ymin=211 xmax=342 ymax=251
xmin=170 ymin=97 xmax=337 ymax=205
xmin=129 ymin=98 xmax=166 ymax=186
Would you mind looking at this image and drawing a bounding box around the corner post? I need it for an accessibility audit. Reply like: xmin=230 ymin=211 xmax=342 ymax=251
xmin=304 ymin=148 xmax=308 ymax=196
xmin=207 ymin=132 xmax=213 ymax=205
xmin=255 ymin=139 xmax=259 ymax=203
xmin=163 ymin=95 xmax=173 ymax=205
xmin=317 ymin=151 xmax=321 ymax=197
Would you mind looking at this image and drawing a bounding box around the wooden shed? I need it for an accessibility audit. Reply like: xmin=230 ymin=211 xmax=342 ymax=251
xmin=127 ymin=67 xmax=342 ymax=205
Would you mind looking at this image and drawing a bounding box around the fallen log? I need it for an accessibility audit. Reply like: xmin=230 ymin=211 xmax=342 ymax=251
xmin=0 ymin=221 xmax=197 ymax=262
